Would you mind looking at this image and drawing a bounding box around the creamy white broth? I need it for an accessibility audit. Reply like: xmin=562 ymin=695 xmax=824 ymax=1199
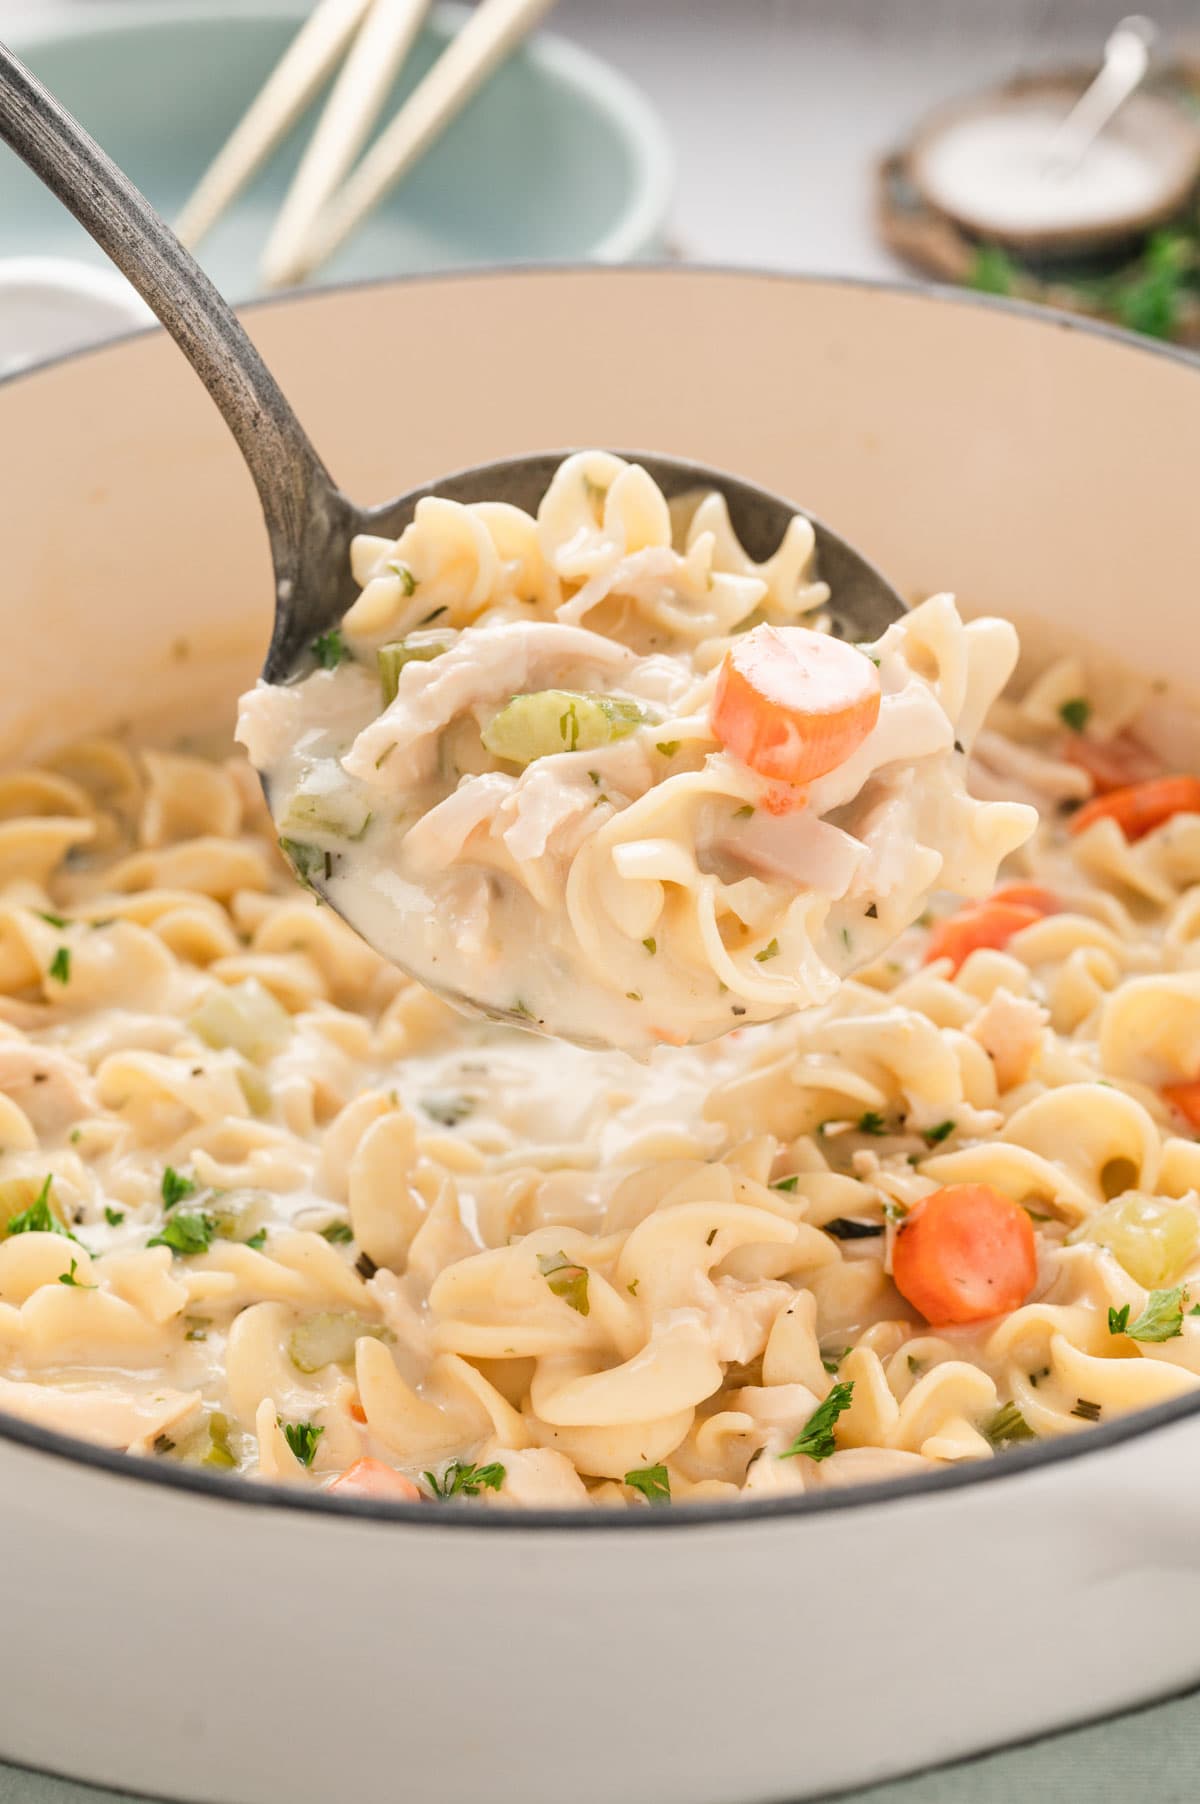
xmin=237 ymin=452 xmax=1033 ymax=1050
xmin=1 ymin=629 xmax=1200 ymax=1504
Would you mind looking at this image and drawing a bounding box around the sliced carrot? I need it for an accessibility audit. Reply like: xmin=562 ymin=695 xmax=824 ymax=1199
xmin=1163 ymin=1081 xmax=1200 ymax=1131
xmin=892 ymin=1183 xmax=1038 ymax=1326
xmin=328 ymin=1457 xmax=421 ymax=1502
xmin=1063 ymin=732 xmax=1159 ymax=796
xmin=923 ymin=900 xmax=1044 ymax=973
xmin=347 ymin=1400 xmax=367 ymax=1425
xmin=711 ymin=625 xmax=881 ymax=787
xmin=989 ymin=883 xmax=1062 ymax=916
xmin=1068 ymin=775 xmax=1200 ymax=842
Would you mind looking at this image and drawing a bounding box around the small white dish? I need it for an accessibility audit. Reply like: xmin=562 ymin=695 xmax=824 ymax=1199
xmin=0 ymin=256 xmax=151 ymax=375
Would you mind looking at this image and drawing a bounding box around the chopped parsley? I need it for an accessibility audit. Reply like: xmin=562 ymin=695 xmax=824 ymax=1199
xmin=424 ymin=1460 xmax=506 ymax=1498
xmin=38 ymin=911 xmax=68 ymax=929
xmin=7 ymin=1176 xmax=76 ymax=1241
xmin=883 ymin=1199 xmax=909 ymax=1223
xmin=733 ymin=804 xmax=755 ymax=820
xmin=754 ymin=938 xmax=780 ymax=964
xmin=857 ymin=1111 xmax=887 ymax=1136
xmin=1070 ymin=1398 xmax=1102 ymax=1423
xmin=625 ymin=990 xmax=642 ymax=1003
xmin=655 ymin=740 xmax=680 ymax=758
xmin=184 ymin=1316 xmax=209 ymax=1341
xmin=624 ymin=1464 xmax=671 ymax=1506
xmin=922 ymin=1120 xmax=956 ymax=1146
xmin=58 ymin=1258 xmax=95 ymax=1289
xmin=278 ymin=837 xmax=324 ymax=887
xmin=1110 ymin=1286 xmax=1187 ymax=1343
xmin=244 ymin=1228 xmax=267 ymax=1251
xmin=152 ymin=1435 xmax=176 ymax=1456
xmin=47 ymin=946 xmax=71 ymax=984
xmin=161 ymin=1166 xmax=196 ymax=1210
xmin=1058 ymin=697 xmax=1092 ymax=733
xmin=642 ymin=937 xmax=657 ymax=956
xmin=321 ymin=1222 xmax=354 ymax=1245
xmin=311 ymin=628 xmax=346 ymax=670
xmin=779 ymin=1381 xmax=855 ymax=1462
xmin=147 ymin=1210 xmax=216 ymax=1256
xmin=823 ymin=1217 xmax=884 ymax=1241
xmin=985 ymin=1401 xmax=1035 ymax=1447
xmin=772 ymin=1175 xmax=800 ymax=1193
xmin=821 ymin=1350 xmax=849 ymax=1375
xmin=280 ymin=1419 xmax=323 ymax=1468
xmin=536 ymin=1249 xmax=590 ymax=1315
xmin=104 ymin=1206 xmax=125 ymax=1227
xmin=387 ymin=560 xmax=416 ymax=595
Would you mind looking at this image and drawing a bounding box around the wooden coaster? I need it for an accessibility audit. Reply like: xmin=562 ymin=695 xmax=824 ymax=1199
xmin=877 ymin=61 xmax=1200 ymax=344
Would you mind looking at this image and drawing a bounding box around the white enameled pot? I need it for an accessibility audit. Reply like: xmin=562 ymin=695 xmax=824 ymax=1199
xmin=2 ymin=269 xmax=1200 ymax=1804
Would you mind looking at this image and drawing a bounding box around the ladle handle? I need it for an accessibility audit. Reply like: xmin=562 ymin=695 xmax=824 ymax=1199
xmin=0 ymin=41 xmax=342 ymax=582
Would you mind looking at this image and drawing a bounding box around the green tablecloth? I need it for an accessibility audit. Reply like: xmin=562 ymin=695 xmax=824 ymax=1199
xmin=4 ymin=1689 xmax=1198 ymax=1804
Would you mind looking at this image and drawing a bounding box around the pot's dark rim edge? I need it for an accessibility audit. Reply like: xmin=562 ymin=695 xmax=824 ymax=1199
xmin=2 ymin=260 xmax=1200 ymax=1530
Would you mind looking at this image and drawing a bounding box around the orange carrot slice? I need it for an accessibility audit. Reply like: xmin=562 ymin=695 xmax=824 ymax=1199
xmin=328 ymin=1457 xmax=421 ymax=1502
xmin=711 ymin=625 xmax=881 ymax=787
xmin=892 ymin=1184 xmax=1038 ymax=1326
xmin=1163 ymin=1080 xmax=1200 ymax=1131
xmin=1069 ymin=775 xmax=1200 ymax=842
xmin=989 ymin=883 xmax=1062 ymax=916
xmin=923 ymin=900 xmax=1044 ymax=973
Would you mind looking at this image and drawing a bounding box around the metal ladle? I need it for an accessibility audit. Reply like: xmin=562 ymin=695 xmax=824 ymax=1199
xmin=0 ymin=42 xmax=907 ymax=1008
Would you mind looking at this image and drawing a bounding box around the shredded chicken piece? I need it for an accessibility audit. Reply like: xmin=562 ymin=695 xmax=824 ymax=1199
xmin=968 ymin=988 xmax=1049 ymax=1091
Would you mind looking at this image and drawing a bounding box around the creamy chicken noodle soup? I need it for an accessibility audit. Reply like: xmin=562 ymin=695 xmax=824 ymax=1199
xmin=3 ymin=506 xmax=1200 ymax=1508
xmin=237 ymin=453 xmax=1033 ymax=1049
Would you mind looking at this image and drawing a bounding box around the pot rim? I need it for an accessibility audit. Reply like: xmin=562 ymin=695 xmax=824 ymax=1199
xmin=3 ymin=258 xmax=1199 ymax=1529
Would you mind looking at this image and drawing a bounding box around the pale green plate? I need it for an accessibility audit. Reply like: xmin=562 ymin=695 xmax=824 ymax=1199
xmin=3 ymin=0 xmax=673 ymax=299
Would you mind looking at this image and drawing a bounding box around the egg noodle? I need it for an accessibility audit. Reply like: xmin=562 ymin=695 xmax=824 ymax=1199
xmin=1 ymin=493 xmax=1199 ymax=1505
xmin=238 ymin=453 xmax=1031 ymax=1049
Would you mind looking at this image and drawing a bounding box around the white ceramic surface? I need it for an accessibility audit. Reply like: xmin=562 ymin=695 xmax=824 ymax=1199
xmin=2 ymin=268 xmax=1200 ymax=1803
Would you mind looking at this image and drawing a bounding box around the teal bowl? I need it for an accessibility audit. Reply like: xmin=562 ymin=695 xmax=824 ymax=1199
xmin=4 ymin=0 xmax=674 ymax=297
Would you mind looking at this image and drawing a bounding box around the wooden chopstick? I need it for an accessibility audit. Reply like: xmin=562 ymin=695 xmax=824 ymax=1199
xmin=260 ymin=0 xmax=433 ymax=289
xmin=266 ymin=0 xmax=557 ymax=287
xmin=175 ymin=0 xmax=375 ymax=251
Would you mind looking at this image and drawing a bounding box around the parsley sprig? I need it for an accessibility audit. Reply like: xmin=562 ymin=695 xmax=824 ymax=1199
xmin=6 ymin=1176 xmax=79 ymax=1243
xmin=624 ymin=1464 xmax=671 ymax=1506
xmin=1108 ymin=1286 xmax=1188 ymax=1343
xmin=280 ymin=1419 xmax=324 ymax=1468
xmin=423 ymin=1460 xmax=506 ymax=1498
xmin=536 ymin=1250 xmax=590 ymax=1316
xmin=779 ymin=1381 xmax=855 ymax=1462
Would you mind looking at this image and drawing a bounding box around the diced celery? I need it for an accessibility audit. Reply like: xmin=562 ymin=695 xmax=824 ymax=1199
xmin=481 ymin=690 xmax=651 ymax=766
xmin=209 ymin=1190 xmax=272 ymax=1245
xmin=235 ymin=1063 xmax=272 ymax=1117
xmin=277 ymin=787 xmax=372 ymax=842
xmin=202 ymin=1411 xmax=238 ymax=1470
xmin=1070 ymin=1193 xmax=1200 ymax=1288
xmin=189 ymin=979 xmax=291 ymax=1064
xmin=288 ymin=1311 xmax=386 ymax=1373
xmin=378 ymin=639 xmax=448 ymax=705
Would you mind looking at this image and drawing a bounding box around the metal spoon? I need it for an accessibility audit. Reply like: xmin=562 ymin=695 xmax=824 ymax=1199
xmin=0 ymin=43 xmax=906 ymax=989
